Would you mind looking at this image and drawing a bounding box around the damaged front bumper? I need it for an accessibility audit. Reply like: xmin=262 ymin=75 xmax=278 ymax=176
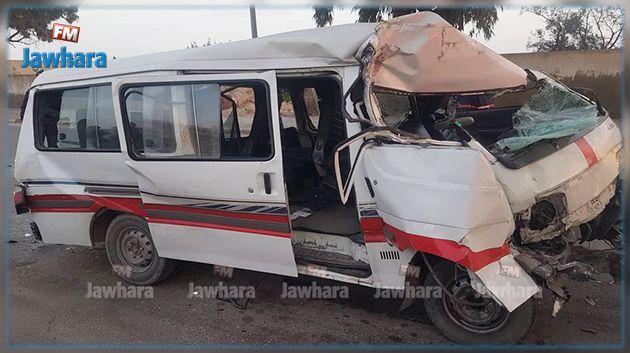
xmin=513 ymin=228 xmax=616 ymax=317
xmin=467 ymin=223 xmax=616 ymax=317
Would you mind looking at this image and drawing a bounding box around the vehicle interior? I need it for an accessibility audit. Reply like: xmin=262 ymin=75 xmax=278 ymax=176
xmin=383 ymin=92 xmax=525 ymax=147
xmin=277 ymin=75 xmax=371 ymax=278
xmin=377 ymin=79 xmax=603 ymax=169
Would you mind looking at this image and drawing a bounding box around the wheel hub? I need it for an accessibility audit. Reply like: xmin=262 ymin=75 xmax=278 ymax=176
xmin=443 ymin=277 xmax=510 ymax=333
xmin=119 ymin=228 xmax=154 ymax=268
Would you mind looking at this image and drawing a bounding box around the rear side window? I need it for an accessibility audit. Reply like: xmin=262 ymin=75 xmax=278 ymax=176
xmin=34 ymin=85 xmax=120 ymax=151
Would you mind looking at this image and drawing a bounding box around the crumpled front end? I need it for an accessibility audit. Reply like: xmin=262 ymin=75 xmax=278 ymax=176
xmin=363 ymin=144 xmax=541 ymax=311
xmin=333 ymin=129 xmax=541 ymax=312
xmin=340 ymin=10 xmax=621 ymax=316
xmin=493 ymin=116 xmax=622 ymax=314
xmin=494 ymin=116 xmax=622 ymax=245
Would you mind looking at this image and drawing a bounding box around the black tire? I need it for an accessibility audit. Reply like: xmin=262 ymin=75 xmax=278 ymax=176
xmin=423 ymin=260 xmax=536 ymax=344
xmin=105 ymin=214 xmax=176 ymax=285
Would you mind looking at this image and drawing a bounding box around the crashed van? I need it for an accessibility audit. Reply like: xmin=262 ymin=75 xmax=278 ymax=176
xmin=14 ymin=12 xmax=621 ymax=343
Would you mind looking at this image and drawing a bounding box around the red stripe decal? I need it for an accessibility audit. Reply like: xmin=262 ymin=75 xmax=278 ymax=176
xmin=360 ymin=216 xmax=508 ymax=271
xmin=147 ymin=217 xmax=291 ymax=238
xmin=144 ymin=203 xmax=288 ymax=223
xmin=360 ymin=217 xmax=387 ymax=243
xmin=575 ymin=137 xmax=598 ymax=167
xmin=27 ymin=194 xmax=290 ymax=237
xmin=28 ymin=194 xmax=145 ymax=215
xmin=384 ymin=224 xmax=509 ymax=271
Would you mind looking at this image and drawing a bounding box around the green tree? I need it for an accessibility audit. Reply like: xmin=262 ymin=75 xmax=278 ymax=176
xmin=312 ymin=5 xmax=499 ymax=40
xmin=8 ymin=7 xmax=79 ymax=45
xmin=524 ymin=6 xmax=623 ymax=52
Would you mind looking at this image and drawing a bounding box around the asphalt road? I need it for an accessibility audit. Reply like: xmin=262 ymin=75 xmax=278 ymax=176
xmin=6 ymin=122 xmax=623 ymax=346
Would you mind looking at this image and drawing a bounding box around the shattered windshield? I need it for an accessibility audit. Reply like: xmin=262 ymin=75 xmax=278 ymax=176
xmin=494 ymin=79 xmax=600 ymax=152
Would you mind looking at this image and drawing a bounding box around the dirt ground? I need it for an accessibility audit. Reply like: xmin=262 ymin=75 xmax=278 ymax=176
xmin=7 ymin=208 xmax=622 ymax=346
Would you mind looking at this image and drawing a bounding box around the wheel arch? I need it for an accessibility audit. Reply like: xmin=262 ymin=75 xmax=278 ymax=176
xmin=398 ymin=251 xmax=454 ymax=311
xmin=89 ymin=208 xmax=125 ymax=248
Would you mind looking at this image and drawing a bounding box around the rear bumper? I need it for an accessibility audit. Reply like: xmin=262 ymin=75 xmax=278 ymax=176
xmin=14 ymin=185 xmax=30 ymax=215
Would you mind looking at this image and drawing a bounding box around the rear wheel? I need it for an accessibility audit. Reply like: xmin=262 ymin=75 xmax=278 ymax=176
xmin=105 ymin=214 xmax=176 ymax=285
xmin=423 ymin=260 xmax=536 ymax=344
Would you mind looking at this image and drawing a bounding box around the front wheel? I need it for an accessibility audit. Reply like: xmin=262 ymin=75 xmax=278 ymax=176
xmin=105 ymin=214 xmax=176 ymax=285
xmin=423 ymin=260 xmax=536 ymax=344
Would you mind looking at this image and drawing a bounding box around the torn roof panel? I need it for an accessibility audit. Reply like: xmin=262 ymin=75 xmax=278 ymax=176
xmin=367 ymin=12 xmax=528 ymax=94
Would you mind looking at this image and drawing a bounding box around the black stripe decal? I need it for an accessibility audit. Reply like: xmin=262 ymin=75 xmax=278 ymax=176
xmin=265 ymin=206 xmax=289 ymax=214
xmin=195 ymin=204 xmax=288 ymax=215
xmin=84 ymin=186 xmax=141 ymax=196
xmin=146 ymin=210 xmax=290 ymax=233
xmin=360 ymin=210 xmax=379 ymax=217
xmin=23 ymin=180 xmax=138 ymax=188
xmin=30 ymin=200 xmax=94 ymax=209
xmin=240 ymin=205 xmax=265 ymax=212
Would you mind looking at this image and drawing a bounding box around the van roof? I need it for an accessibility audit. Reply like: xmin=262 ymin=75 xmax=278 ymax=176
xmin=32 ymin=23 xmax=377 ymax=87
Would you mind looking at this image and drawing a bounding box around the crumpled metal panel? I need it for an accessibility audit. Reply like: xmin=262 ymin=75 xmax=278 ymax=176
xmin=366 ymin=12 xmax=528 ymax=94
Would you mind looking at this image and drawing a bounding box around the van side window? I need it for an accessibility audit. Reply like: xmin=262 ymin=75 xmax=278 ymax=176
xmin=34 ymin=85 xmax=120 ymax=151
xmin=122 ymin=82 xmax=272 ymax=160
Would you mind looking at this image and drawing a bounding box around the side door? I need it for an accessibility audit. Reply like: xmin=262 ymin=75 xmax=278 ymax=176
xmin=112 ymin=71 xmax=297 ymax=276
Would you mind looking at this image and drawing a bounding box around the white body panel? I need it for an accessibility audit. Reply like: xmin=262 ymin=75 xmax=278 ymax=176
xmin=492 ymin=118 xmax=621 ymax=214
xmin=362 ymin=145 xmax=515 ymax=249
xmin=32 ymin=212 xmax=93 ymax=246
xmin=111 ymin=71 xmax=298 ymax=277
xmin=150 ymin=223 xmax=296 ymax=276
xmin=364 ymin=244 xmax=416 ymax=289
xmin=472 ymin=255 xmax=540 ymax=312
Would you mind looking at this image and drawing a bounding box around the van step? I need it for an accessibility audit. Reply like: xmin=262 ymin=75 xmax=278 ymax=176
xmin=293 ymin=247 xmax=371 ymax=271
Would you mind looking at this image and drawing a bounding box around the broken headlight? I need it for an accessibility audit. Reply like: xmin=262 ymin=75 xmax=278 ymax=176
xmin=528 ymin=200 xmax=557 ymax=230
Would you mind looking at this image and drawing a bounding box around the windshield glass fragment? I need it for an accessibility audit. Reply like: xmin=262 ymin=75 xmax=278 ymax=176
xmin=493 ymin=79 xmax=599 ymax=152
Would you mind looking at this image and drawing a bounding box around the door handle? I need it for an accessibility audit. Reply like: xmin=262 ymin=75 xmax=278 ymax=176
xmin=263 ymin=173 xmax=272 ymax=194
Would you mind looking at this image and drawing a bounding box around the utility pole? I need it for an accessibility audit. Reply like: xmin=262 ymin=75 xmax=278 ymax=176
xmin=249 ymin=5 xmax=258 ymax=38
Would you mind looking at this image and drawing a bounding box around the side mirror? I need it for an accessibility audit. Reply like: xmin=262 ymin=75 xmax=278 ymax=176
xmin=58 ymin=133 xmax=66 ymax=141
